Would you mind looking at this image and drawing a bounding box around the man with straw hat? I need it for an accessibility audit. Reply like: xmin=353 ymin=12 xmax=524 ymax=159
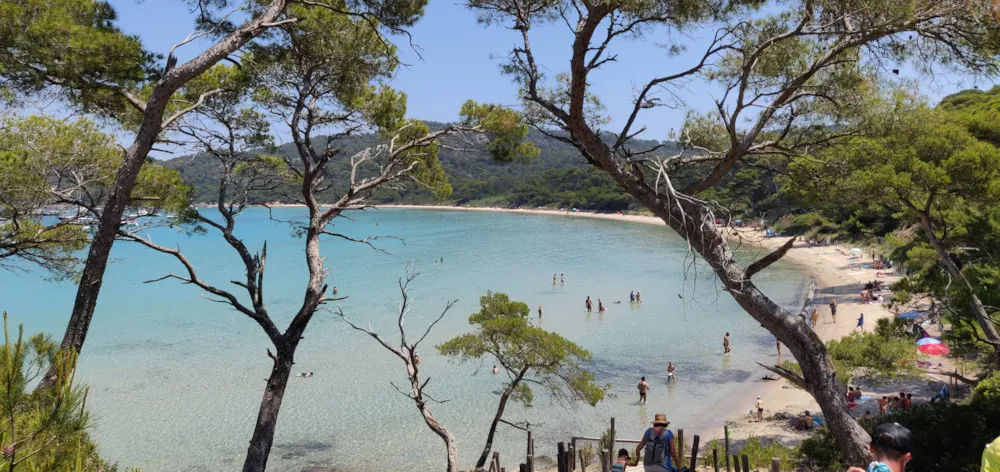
xmin=635 ymin=413 xmax=679 ymax=472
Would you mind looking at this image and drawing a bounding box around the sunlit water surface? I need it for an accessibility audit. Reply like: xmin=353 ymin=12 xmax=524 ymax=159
xmin=0 ymin=208 xmax=806 ymax=471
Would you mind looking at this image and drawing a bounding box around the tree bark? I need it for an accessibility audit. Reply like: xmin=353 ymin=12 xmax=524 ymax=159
xmin=560 ymin=113 xmax=871 ymax=464
xmin=243 ymin=348 xmax=294 ymax=472
xmin=41 ymin=0 xmax=289 ymax=389
xmin=476 ymin=366 xmax=528 ymax=469
xmin=406 ymin=358 xmax=459 ymax=472
xmin=911 ymin=207 xmax=1000 ymax=365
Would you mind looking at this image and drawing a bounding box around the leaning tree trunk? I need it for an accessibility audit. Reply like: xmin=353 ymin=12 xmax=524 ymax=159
xmin=40 ymin=0 xmax=290 ymax=390
xmin=243 ymin=348 xmax=295 ymax=472
xmin=406 ymin=359 xmax=460 ymax=472
xmin=475 ymin=367 xmax=527 ymax=469
xmin=565 ymin=125 xmax=871 ymax=464
xmin=914 ymin=209 xmax=1000 ymax=366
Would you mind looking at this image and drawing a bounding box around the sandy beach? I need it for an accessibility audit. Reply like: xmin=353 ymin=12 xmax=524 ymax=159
xmin=376 ymin=204 xmax=946 ymax=455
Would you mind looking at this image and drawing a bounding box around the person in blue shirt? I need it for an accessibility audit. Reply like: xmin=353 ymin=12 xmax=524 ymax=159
xmin=635 ymin=413 xmax=679 ymax=472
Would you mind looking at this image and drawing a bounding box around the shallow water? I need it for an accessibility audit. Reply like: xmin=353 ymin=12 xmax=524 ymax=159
xmin=0 ymin=208 xmax=806 ymax=471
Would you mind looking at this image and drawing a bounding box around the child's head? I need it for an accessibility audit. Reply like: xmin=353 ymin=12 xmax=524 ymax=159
xmin=617 ymin=448 xmax=629 ymax=460
xmin=870 ymin=423 xmax=913 ymax=468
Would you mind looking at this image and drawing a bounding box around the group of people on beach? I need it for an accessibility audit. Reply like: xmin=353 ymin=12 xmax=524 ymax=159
xmin=876 ymin=392 xmax=913 ymax=415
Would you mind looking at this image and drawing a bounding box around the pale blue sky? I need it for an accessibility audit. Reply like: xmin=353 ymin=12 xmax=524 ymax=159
xmin=111 ymin=0 xmax=994 ymax=141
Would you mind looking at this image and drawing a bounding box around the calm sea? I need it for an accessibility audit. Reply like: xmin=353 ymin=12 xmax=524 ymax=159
xmin=0 ymin=208 xmax=806 ymax=471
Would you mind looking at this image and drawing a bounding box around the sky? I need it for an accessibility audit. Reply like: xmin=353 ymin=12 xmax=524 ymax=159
xmin=110 ymin=0 xmax=997 ymax=144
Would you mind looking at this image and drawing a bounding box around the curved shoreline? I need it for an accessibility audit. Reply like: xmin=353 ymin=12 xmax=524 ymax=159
xmin=376 ymin=204 xmax=900 ymax=446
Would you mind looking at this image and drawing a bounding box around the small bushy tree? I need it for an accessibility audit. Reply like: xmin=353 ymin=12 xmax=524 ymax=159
xmin=438 ymin=291 xmax=605 ymax=469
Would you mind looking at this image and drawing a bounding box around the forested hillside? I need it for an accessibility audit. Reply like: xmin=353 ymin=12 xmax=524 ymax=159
xmin=157 ymin=123 xmax=682 ymax=211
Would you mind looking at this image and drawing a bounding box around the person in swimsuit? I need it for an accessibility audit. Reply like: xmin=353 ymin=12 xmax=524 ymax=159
xmin=493 ymin=365 xmax=499 ymax=375
xmin=636 ymin=291 xmax=642 ymax=303
xmin=538 ymin=304 xmax=543 ymax=318
xmin=755 ymin=395 xmax=764 ymax=421
xmin=776 ymin=338 xmax=781 ymax=356
xmin=560 ymin=273 xmax=565 ymax=284
xmin=598 ymin=299 xmax=606 ymax=313
xmin=638 ymin=377 xmax=650 ymax=404
xmin=667 ymin=362 xmax=675 ymax=382
xmin=630 ymin=291 xmax=636 ymax=302
xmin=723 ymin=332 xmax=731 ymax=354
xmin=553 ymin=274 xmax=558 ymax=285
xmin=586 ymin=296 xmax=593 ymax=312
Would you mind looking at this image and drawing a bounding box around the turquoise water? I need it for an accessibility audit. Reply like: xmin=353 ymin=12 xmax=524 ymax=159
xmin=0 ymin=209 xmax=806 ymax=471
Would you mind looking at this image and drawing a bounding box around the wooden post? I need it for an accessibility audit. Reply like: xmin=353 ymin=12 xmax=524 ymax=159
xmin=610 ymin=417 xmax=616 ymax=454
xmin=570 ymin=443 xmax=577 ymax=471
xmin=713 ymin=448 xmax=719 ymax=472
xmin=529 ymin=435 xmax=535 ymax=472
xmin=771 ymin=457 xmax=781 ymax=472
xmin=732 ymin=455 xmax=740 ymax=472
xmin=690 ymin=435 xmax=701 ymax=470
xmin=494 ymin=452 xmax=501 ymax=472
xmin=677 ymin=429 xmax=685 ymax=469
xmin=520 ymin=464 xmax=528 ymax=472
xmin=724 ymin=426 xmax=731 ymax=472
xmin=600 ymin=449 xmax=610 ymax=472
xmin=528 ymin=455 xmax=535 ymax=472
xmin=741 ymin=454 xmax=750 ymax=472
xmin=558 ymin=442 xmax=567 ymax=472
xmin=579 ymin=449 xmax=587 ymax=472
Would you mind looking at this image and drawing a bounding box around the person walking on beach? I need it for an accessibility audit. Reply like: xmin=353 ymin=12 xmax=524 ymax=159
xmin=829 ymin=298 xmax=837 ymax=322
xmin=755 ymin=395 xmax=764 ymax=421
xmin=856 ymin=313 xmax=865 ymax=332
xmin=538 ymin=304 xmax=543 ymax=318
xmin=667 ymin=362 xmax=676 ymax=382
xmin=586 ymin=296 xmax=593 ymax=312
xmin=723 ymin=332 xmax=731 ymax=354
xmin=810 ymin=307 xmax=819 ymax=329
xmin=636 ymin=413 xmax=679 ymax=472
xmin=638 ymin=377 xmax=650 ymax=404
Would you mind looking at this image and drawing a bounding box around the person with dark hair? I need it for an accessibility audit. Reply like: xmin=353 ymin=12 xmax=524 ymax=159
xmin=612 ymin=448 xmax=630 ymax=472
xmin=846 ymin=423 xmax=913 ymax=472
xmin=723 ymin=332 xmax=731 ymax=354
xmin=638 ymin=377 xmax=650 ymax=404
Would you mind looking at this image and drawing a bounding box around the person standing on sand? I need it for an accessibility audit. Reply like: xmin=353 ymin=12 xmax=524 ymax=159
xmin=667 ymin=362 xmax=676 ymax=382
xmin=638 ymin=377 xmax=650 ymax=404
xmin=856 ymin=313 xmax=865 ymax=332
xmin=755 ymin=395 xmax=764 ymax=421
xmin=586 ymin=297 xmax=593 ymax=312
xmin=811 ymin=308 xmax=819 ymax=329
xmin=636 ymin=413 xmax=679 ymax=472
xmin=723 ymin=332 xmax=731 ymax=354
xmin=878 ymin=396 xmax=888 ymax=415
xmin=830 ymin=299 xmax=838 ymax=322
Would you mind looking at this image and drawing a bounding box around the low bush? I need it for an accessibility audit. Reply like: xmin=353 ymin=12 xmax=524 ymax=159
xmin=700 ymin=436 xmax=799 ymax=471
xmin=799 ymin=402 xmax=1000 ymax=472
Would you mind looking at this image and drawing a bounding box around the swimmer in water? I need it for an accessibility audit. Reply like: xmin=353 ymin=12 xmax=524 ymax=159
xmin=560 ymin=273 xmax=565 ymax=284
xmin=553 ymin=273 xmax=558 ymax=285
xmin=667 ymin=362 xmax=676 ymax=382
xmin=332 ymin=286 xmax=339 ymax=295
xmin=538 ymin=304 xmax=543 ymax=318
xmin=492 ymin=365 xmax=499 ymax=375
xmin=598 ymin=299 xmax=606 ymax=313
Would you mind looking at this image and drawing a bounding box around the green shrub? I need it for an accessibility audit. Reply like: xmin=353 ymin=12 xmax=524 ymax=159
xmin=974 ymin=372 xmax=1000 ymax=404
xmin=700 ymin=436 xmax=799 ymax=471
xmin=799 ymin=402 xmax=1000 ymax=472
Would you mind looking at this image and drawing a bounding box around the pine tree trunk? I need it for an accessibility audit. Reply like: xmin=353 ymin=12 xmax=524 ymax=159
xmin=243 ymin=350 xmax=294 ymax=472
xmin=39 ymin=0 xmax=290 ymax=390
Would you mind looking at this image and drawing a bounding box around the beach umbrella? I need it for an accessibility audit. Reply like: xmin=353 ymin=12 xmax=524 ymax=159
xmin=915 ymin=337 xmax=942 ymax=346
xmin=898 ymin=311 xmax=923 ymax=319
xmin=918 ymin=343 xmax=950 ymax=356
xmin=983 ymin=435 xmax=1000 ymax=472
